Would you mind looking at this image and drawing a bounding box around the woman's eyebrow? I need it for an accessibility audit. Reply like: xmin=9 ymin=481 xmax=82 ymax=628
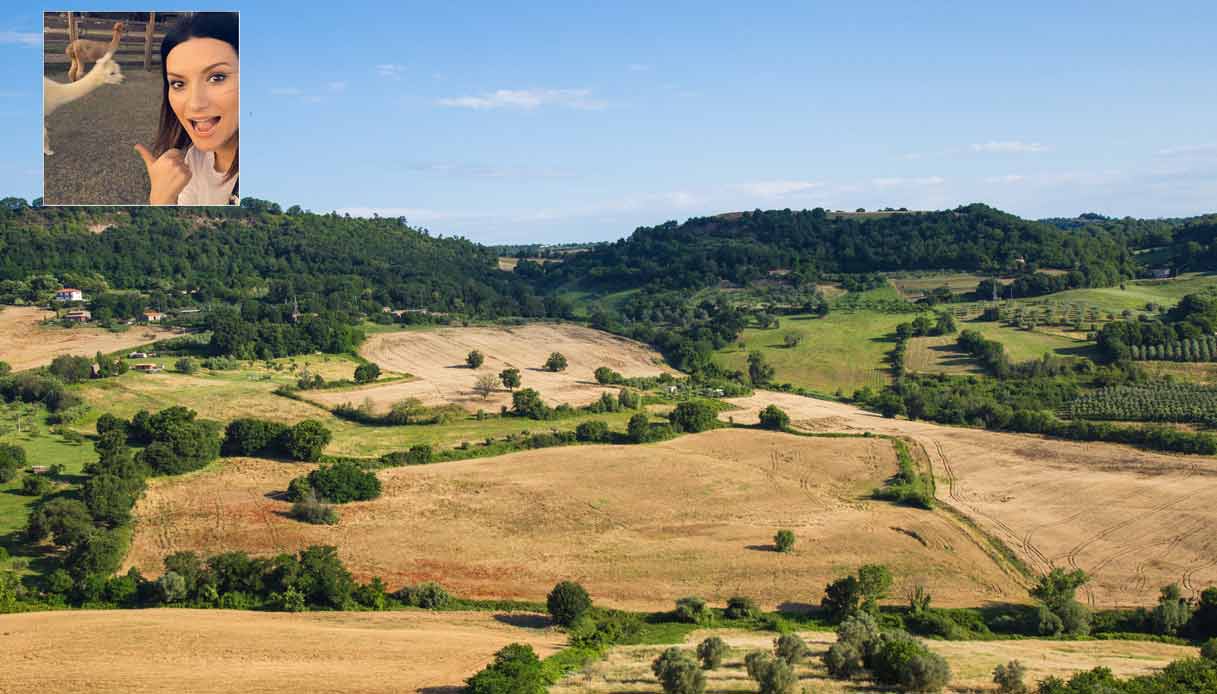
xmin=166 ymin=62 xmax=233 ymax=78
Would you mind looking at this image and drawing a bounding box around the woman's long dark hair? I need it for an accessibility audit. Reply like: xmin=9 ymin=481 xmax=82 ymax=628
xmin=153 ymin=12 xmax=239 ymax=183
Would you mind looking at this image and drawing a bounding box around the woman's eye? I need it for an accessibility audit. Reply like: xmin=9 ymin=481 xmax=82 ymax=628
xmin=209 ymin=73 xmax=227 ymax=83
xmin=169 ymin=80 xmax=185 ymax=90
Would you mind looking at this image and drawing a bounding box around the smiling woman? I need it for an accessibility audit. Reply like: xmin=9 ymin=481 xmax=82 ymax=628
xmin=134 ymin=12 xmax=240 ymax=205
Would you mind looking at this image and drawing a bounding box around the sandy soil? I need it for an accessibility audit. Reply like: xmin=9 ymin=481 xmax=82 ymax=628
xmin=0 ymin=306 xmax=171 ymax=371
xmin=125 ymin=429 xmax=1027 ymax=611
xmin=725 ymin=391 xmax=1217 ymax=607
xmin=0 ymin=608 xmax=564 ymax=693
xmin=303 ymin=324 xmax=673 ymax=413
xmin=552 ymin=628 xmax=1197 ymax=693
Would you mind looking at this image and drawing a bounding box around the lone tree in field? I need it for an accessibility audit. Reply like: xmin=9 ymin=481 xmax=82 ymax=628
xmin=774 ymin=633 xmax=809 ymax=665
xmin=993 ymin=660 xmax=1028 ymax=694
xmin=466 ymin=350 xmax=485 ymax=369
xmin=783 ymin=332 xmax=801 ymax=348
xmin=696 ymin=636 xmax=728 ymax=669
xmin=546 ymin=580 xmax=591 ymax=626
xmin=473 ymin=373 xmax=500 ymax=400
xmin=652 ymin=648 xmax=706 ymax=694
xmin=353 ymin=362 xmax=381 ymax=384
xmin=1030 ymin=567 xmax=1091 ymax=636
xmin=758 ymin=404 xmax=790 ymax=430
xmin=774 ymin=529 xmax=795 ymax=553
xmin=544 ymin=351 xmax=568 ymax=372
xmin=499 ymin=367 xmax=521 ymax=390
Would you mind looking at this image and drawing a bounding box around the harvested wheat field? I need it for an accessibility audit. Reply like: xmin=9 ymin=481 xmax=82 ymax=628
xmin=0 ymin=608 xmax=563 ymax=693
xmin=302 ymin=324 xmax=672 ymax=413
xmin=726 ymin=391 xmax=1217 ymax=607
xmin=0 ymin=306 xmax=171 ymax=372
xmin=125 ymin=429 xmax=1026 ymax=611
xmin=551 ymin=628 xmax=1196 ymax=693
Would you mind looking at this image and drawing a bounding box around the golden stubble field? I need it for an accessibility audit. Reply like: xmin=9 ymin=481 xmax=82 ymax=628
xmin=0 ymin=608 xmax=564 ymax=693
xmin=726 ymin=391 xmax=1217 ymax=607
xmin=125 ymin=429 xmax=1027 ymax=611
xmin=302 ymin=324 xmax=673 ymax=413
xmin=552 ymin=627 xmax=1197 ymax=693
xmin=0 ymin=306 xmax=172 ymax=371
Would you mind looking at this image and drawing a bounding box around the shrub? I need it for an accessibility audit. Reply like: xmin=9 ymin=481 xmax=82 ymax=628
xmin=511 ymin=388 xmax=550 ymax=419
xmin=20 ymin=474 xmax=52 ymax=496
xmin=49 ymin=354 xmax=93 ymax=383
xmin=405 ymin=443 xmax=432 ymax=465
xmin=157 ymin=571 xmax=188 ymax=603
xmin=823 ymin=640 xmax=865 ymax=678
xmin=473 ymin=372 xmax=500 ymax=399
xmin=651 ymin=647 xmax=705 ymax=694
xmin=0 ymin=443 xmax=25 ymax=482
xmin=466 ymin=350 xmax=485 ymax=369
xmin=725 ymin=595 xmax=759 ymax=620
xmin=900 ymin=651 xmax=951 ymax=692
xmin=594 ymin=366 xmax=623 ymax=384
xmin=353 ymin=362 xmax=381 ymax=383
xmin=81 ymin=473 xmax=140 ymax=527
xmin=619 ymin=388 xmax=642 ymax=410
xmin=774 ymin=633 xmax=809 ymax=666
xmin=774 ymin=529 xmax=795 ymax=553
xmin=547 ymin=580 xmax=591 ymax=627
xmin=499 ymin=367 xmax=521 ymax=390
xmin=303 ymin=461 xmax=381 ymax=503
xmin=544 ymin=352 xmax=568 ymax=372
xmin=627 ymin=413 xmax=651 ymax=443
xmin=396 ymin=581 xmax=453 ymax=609
xmin=281 ymin=420 xmax=332 ymax=462
xmin=466 ymin=643 xmax=547 ymax=694
xmin=993 ymin=659 xmax=1029 ymax=694
xmin=758 ymin=405 xmax=790 ymax=430
xmin=575 ymin=420 xmax=610 ymax=442
xmin=668 ymin=401 xmax=719 ymax=433
xmin=175 ymin=357 xmax=198 ymax=374
xmin=674 ymin=596 xmax=711 ymax=624
xmin=291 ymin=490 xmax=339 ymax=525
xmin=755 ymin=657 xmax=799 ymax=694
xmin=222 ymin=418 xmax=289 ymax=457
xmin=696 ymin=636 xmax=728 ymax=669
xmin=1201 ymin=638 xmax=1217 ymax=661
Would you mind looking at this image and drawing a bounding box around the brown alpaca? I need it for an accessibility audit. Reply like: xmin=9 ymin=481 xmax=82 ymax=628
xmin=66 ymin=21 xmax=125 ymax=82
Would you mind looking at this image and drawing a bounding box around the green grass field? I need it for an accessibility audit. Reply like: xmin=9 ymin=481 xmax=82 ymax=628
xmin=906 ymin=321 xmax=1090 ymax=374
xmin=1013 ymin=273 xmax=1217 ymax=315
xmin=713 ymin=309 xmax=915 ymax=394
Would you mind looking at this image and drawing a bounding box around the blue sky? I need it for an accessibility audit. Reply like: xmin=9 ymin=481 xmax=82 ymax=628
xmin=4 ymin=2 xmax=1216 ymax=243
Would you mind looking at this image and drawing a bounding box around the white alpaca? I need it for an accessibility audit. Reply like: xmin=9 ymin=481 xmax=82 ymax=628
xmin=43 ymin=50 xmax=125 ymax=156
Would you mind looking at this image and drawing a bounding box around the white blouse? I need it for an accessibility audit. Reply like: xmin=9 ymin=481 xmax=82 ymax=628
xmin=176 ymin=146 xmax=239 ymax=205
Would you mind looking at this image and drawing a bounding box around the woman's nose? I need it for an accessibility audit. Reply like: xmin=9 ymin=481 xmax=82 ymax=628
xmin=187 ymin=83 xmax=210 ymax=111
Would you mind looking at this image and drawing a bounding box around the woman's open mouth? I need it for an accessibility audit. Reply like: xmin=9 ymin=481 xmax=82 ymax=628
xmin=189 ymin=116 xmax=222 ymax=138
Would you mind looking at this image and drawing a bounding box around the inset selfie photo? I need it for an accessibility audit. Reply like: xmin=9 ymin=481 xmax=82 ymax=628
xmin=43 ymin=11 xmax=239 ymax=205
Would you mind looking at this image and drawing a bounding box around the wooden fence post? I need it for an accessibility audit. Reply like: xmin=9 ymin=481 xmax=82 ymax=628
xmin=67 ymin=12 xmax=77 ymax=44
xmin=144 ymin=12 xmax=156 ymax=70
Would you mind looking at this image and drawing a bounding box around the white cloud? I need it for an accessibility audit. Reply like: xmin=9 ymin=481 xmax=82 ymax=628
xmin=437 ymin=88 xmax=606 ymax=111
xmin=1156 ymin=143 xmax=1217 ymax=157
xmin=409 ymin=161 xmax=575 ymax=179
xmin=376 ymin=64 xmax=406 ymax=79
xmin=270 ymin=87 xmax=302 ymax=96
xmin=733 ymin=180 xmax=823 ymax=197
xmin=970 ymin=140 xmax=1050 ymax=153
xmin=872 ymin=176 xmax=946 ymax=187
xmin=0 ymin=31 xmax=40 ymax=46
xmin=984 ymin=174 xmax=1026 ymax=184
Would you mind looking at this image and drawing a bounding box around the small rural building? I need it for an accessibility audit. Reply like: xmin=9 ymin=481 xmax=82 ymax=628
xmin=142 ymin=310 xmax=166 ymax=322
xmin=54 ymin=288 xmax=83 ymax=302
xmin=30 ymin=466 xmax=51 ymax=475
xmin=133 ymin=363 xmax=163 ymax=373
xmin=1149 ymin=268 xmax=1173 ymax=279
xmin=64 ymin=309 xmax=92 ymax=322
xmin=128 ymin=351 xmax=149 ymax=359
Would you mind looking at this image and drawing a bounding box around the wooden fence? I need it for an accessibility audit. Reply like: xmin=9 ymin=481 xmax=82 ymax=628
xmin=43 ymin=12 xmax=178 ymax=71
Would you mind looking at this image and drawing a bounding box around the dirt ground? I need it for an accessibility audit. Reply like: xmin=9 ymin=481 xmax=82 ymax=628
xmin=0 ymin=608 xmax=564 ymax=694
xmin=125 ymin=429 xmax=1028 ymax=611
xmin=43 ymin=63 xmax=162 ymax=205
xmin=552 ymin=628 xmax=1197 ymax=693
xmin=0 ymin=306 xmax=170 ymax=371
xmin=725 ymin=391 xmax=1217 ymax=607
xmin=304 ymin=324 xmax=674 ymax=414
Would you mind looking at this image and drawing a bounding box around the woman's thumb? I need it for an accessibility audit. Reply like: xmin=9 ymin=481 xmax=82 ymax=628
xmin=134 ymin=144 xmax=155 ymax=170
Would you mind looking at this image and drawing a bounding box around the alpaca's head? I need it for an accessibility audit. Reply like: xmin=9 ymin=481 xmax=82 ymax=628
xmin=113 ymin=21 xmax=126 ymax=36
xmin=96 ymin=52 xmax=125 ymax=85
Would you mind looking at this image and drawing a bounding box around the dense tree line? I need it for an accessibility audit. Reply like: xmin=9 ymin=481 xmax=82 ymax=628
xmin=541 ymin=204 xmax=1135 ymax=292
xmin=1098 ymin=293 xmax=1217 ymax=361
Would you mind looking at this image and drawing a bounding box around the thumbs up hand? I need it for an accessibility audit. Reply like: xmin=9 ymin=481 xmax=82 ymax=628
xmin=135 ymin=144 xmax=192 ymax=205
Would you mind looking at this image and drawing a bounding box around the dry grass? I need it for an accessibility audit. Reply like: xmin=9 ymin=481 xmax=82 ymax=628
xmin=725 ymin=391 xmax=1217 ymax=607
xmin=552 ymin=628 xmax=1196 ymax=693
xmin=904 ymin=334 xmax=983 ymax=375
xmin=0 ymin=608 xmax=564 ymax=693
xmin=0 ymin=306 xmax=171 ymax=371
xmin=303 ymin=324 xmax=673 ymax=414
xmin=125 ymin=429 xmax=1027 ymax=610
